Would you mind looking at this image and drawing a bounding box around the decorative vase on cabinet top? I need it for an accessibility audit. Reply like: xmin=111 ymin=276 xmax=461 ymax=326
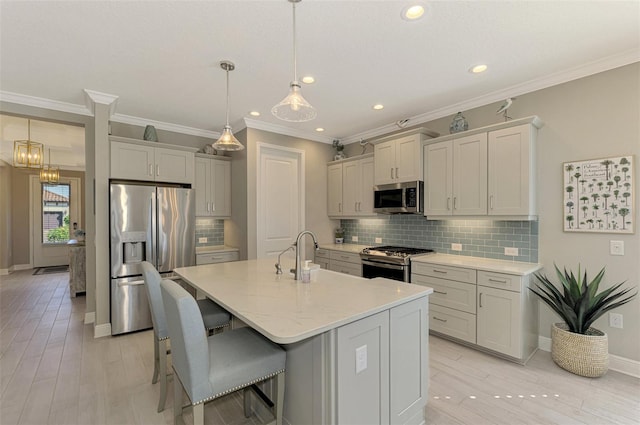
xmin=143 ymin=125 xmax=158 ymax=142
xmin=449 ymin=112 xmax=469 ymax=134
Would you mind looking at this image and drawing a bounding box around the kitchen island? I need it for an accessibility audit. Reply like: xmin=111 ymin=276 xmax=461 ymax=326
xmin=175 ymin=258 xmax=432 ymax=425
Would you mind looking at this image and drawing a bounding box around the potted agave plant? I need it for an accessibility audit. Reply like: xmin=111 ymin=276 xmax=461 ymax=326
xmin=530 ymin=265 xmax=636 ymax=377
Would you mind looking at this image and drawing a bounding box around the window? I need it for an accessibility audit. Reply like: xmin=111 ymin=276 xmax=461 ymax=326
xmin=42 ymin=183 xmax=70 ymax=244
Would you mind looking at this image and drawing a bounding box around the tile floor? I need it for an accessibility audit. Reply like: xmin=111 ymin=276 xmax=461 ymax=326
xmin=1 ymin=269 xmax=639 ymax=424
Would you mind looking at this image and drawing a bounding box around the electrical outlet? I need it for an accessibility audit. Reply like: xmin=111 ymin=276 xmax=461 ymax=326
xmin=609 ymin=312 xmax=623 ymax=329
xmin=610 ymin=240 xmax=624 ymax=256
xmin=352 ymin=236 xmax=359 ymax=242
xmin=451 ymin=243 xmax=462 ymax=251
xmin=375 ymin=237 xmax=382 ymax=244
xmin=504 ymin=247 xmax=519 ymax=256
xmin=355 ymin=345 xmax=367 ymax=374
xmin=198 ymin=237 xmax=207 ymax=243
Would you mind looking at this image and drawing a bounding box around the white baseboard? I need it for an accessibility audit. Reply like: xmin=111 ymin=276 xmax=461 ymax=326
xmin=84 ymin=311 xmax=95 ymax=324
xmin=94 ymin=322 xmax=112 ymax=338
xmin=13 ymin=264 xmax=32 ymax=271
xmin=0 ymin=268 xmax=8 ymax=275
xmin=538 ymin=336 xmax=640 ymax=378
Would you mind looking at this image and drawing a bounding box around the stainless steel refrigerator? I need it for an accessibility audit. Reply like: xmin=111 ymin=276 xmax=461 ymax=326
xmin=109 ymin=182 xmax=195 ymax=335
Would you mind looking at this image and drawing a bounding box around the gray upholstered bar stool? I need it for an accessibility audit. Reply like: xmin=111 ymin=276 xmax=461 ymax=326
xmin=160 ymin=279 xmax=286 ymax=425
xmin=140 ymin=261 xmax=231 ymax=413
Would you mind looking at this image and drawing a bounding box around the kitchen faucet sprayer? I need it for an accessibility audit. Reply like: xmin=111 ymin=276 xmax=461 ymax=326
xmin=275 ymin=245 xmax=295 ymax=275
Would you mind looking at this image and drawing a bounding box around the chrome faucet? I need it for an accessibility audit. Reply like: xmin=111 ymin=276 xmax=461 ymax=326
xmin=275 ymin=245 xmax=295 ymax=275
xmin=293 ymin=230 xmax=319 ymax=280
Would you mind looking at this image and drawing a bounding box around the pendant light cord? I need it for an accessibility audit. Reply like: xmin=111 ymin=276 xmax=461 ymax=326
xmin=292 ymin=1 xmax=297 ymax=83
xmin=225 ymin=67 xmax=230 ymax=127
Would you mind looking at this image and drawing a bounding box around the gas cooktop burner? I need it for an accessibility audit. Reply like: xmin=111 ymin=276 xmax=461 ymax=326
xmin=361 ymin=245 xmax=434 ymax=258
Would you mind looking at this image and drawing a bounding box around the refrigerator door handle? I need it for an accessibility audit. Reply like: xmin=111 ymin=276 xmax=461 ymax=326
xmin=118 ymin=279 xmax=145 ymax=287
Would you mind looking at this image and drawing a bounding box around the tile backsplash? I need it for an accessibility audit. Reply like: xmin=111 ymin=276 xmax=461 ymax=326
xmin=340 ymin=215 xmax=538 ymax=263
xmin=195 ymin=218 xmax=225 ymax=247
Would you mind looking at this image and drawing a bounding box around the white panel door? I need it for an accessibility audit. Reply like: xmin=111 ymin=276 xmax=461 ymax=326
xmin=257 ymin=145 xmax=302 ymax=258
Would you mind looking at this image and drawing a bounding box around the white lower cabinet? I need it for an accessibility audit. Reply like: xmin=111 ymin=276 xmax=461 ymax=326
xmin=196 ymin=250 xmax=239 ymax=265
xmin=412 ymin=260 xmax=538 ymax=363
xmin=314 ymin=248 xmax=330 ymax=269
xmin=336 ymin=296 xmax=428 ymax=425
xmin=328 ymin=251 xmax=362 ymax=276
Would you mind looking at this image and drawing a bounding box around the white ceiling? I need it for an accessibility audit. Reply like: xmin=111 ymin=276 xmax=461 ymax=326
xmin=1 ymin=0 xmax=639 ymax=156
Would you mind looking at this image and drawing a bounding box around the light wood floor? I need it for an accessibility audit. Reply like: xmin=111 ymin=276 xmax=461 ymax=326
xmin=1 ymin=269 xmax=639 ymax=425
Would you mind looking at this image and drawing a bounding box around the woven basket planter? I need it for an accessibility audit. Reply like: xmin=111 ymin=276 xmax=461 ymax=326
xmin=551 ymin=323 xmax=608 ymax=378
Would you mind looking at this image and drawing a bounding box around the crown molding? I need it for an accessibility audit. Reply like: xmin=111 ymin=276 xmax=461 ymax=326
xmin=0 ymin=91 xmax=93 ymax=117
xmin=109 ymin=113 xmax=220 ymax=139
xmin=243 ymin=118 xmax=335 ymax=144
xmin=83 ymin=89 xmax=119 ymax=116
xmin=342 ymin=49 xmax=640 ymax=144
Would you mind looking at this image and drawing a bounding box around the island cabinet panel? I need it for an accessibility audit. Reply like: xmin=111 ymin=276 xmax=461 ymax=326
xmin=337 ymin=310 xmax=390 ymax=425
xmin=390 ymin=297 xmax=429 ymax=425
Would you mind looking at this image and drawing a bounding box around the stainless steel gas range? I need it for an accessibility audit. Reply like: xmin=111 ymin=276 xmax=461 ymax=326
xmin=360 ymin=245 xmax=434 ymax=283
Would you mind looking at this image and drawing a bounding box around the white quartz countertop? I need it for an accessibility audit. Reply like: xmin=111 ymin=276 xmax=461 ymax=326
xmin=196 ymin=245 xmax=239 ymax=254
xmin=318 ymin=243 xmax=370 ymax=253
xmin=411 ymin=253 xmax=542 ymax=276
xmin=175 ymin=258 xmax=432 ymax=344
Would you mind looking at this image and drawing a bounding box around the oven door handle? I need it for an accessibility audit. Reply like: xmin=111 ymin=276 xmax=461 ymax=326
xmin=361 ymin=259 xmax=405 ymax=271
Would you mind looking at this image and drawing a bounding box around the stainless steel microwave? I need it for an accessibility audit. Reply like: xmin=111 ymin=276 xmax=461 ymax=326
xmin=373 ymin=181 xmax=423 ymax=214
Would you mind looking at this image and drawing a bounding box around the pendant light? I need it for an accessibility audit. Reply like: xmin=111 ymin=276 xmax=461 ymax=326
xmin=271 ymin=0 xmax=316 ymax=122
xmin=211 ymin=60 xmax=245 ymax=152
xmin=40 ymin=148 xmax=60 ymax=184
xmin=13 ymin=119 xmax=44 ymax=169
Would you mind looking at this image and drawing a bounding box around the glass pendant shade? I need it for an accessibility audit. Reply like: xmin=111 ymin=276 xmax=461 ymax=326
xmin=272 ymin=0 xmax=316 ymax=122
xmin=271 ymin=82 xmax=317 ymax=122
xmin=211 ymin=60 xmax=244 ymax=152
xmin=212 ymin=125 xmax=244 ymax=151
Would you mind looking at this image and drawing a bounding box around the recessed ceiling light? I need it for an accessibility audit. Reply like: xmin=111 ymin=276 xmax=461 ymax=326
xmin=315 ymin=127 xmax=325 ymax=132
xmin=373 ymin=104 xmax=384 ymax=110
xmin=469 ymin=64 xmax=488 ymax=74
xmin=402 ymin=4 xmax=425 ymax=21
xmin=249 ymin=111 xmax=261 ymax=117
xmin=302 ymin=76 xmax=315 ymax=84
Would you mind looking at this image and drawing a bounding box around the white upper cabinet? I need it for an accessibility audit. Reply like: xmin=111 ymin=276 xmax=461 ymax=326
xmin=423 ymin=116 xmax=542 ymax=219
xmin=110 ymin=137 xmax=195 ymax=184
xmin=373 ymin=129 xmax=437 ymax=185
xmin=327 ymin=163 xmax=343 ymax=217
xmin=424 ymin=133 xmax=487 ymax=216
xmin=328 ymin=155 xmax=375 ymax=218
xmin=194 ymin=155 xmax=231 ymax=218
xmin=487 ymin=124 xmax=535 ymax=216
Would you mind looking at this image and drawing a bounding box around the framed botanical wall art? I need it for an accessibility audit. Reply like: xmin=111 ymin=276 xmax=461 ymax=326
xmin=563 ymin=155 xmax=634 ymax=233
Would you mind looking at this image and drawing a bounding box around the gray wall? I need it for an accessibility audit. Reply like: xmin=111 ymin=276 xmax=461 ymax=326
xmin=0 ymin=160 xmax=12 ymax=270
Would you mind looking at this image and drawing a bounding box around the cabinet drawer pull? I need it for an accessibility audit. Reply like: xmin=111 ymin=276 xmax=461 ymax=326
xmin=453 ymin=197 xmax=457 ymax=210
xmin=432 ymin=269 xmax=448 ymax=274
xmin=434 ymin=290 xmax=448 ymax=295
xmin=488 ymin=278 xmax=508 ymax=284
xmin=479 ymin=292 xmax=483 ymax=308
xmin=433 ymin=316 xmax=448 ymax=323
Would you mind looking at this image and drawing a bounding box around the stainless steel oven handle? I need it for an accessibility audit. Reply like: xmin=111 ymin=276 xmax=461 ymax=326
xmin=361 ymin=259 xmax=405 ymax=271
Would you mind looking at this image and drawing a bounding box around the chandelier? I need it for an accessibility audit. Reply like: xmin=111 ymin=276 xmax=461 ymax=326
xmin=13 ymin=119 xmax=44 ymax=169
xmin=40 ymin=148 xmax=60 ymax=184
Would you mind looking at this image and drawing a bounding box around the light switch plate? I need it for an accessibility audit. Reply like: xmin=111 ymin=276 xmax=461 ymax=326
xmin=610 ymin=240 xmax=624 ymax=256
xmin=198 ymin=237 xmax=207 ymax=243
xmin=375 ymin=237 xmax=382 ymax=244
xmin=355 ymin=345 xmax=367 ymax=374
xmin=352 ymin=236 xmax=359 ymax=242
xmin=451 ymin=243 xmax=462 ymax=251
xmin=609 ymin=312 xmax=623 ymax=328
xmin=504 ymin=247 xmax=519 ymax=256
